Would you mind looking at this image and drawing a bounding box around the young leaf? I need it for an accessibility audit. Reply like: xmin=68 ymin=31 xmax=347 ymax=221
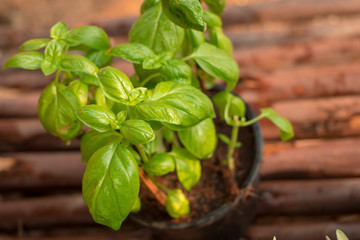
xmin=129 ymin=2 xmax=184 ymax=56
xmin=203 ymin=10 xmax=222 ymax=27
xmin=98 ymin=66 xmax=134 ymax=104
xmin=160 ymin=59 xmax=192 ymax=84
xmin=190 ymin=43 xmax=239 ymax=84
xmin=2 ymin=52 xmax=44 ymax=70
xmin=178 ymin=118 xmax=217 ymax=159
xmin=82 ymin=143 xmax=140 ymax=230
xmin=203 ymin=0 xmax=226 ymax=16
xmin=171 ymin=147 xmax=201 ymax=191
xmin=213 ymin=92 xmax=245 ymax=124
xmin=108 ymin=43 xmax=155 ymax=64
xmin=336 ymin=229 xmax=349 ymax=240
xmin=68 ymin=80 xmax=88 ymax=106
xmin=38 ymin=81 xmax=82 ymax=141
xmin=86 ymin=49 xmax=113 ymax=68
xmin=67 ymin=26 xmax=110 ymax=50
xmin=19 ymin=38 xmax=50 ymax=52
xmin=128 ymin=87 xmax=147 ymax=106
xmin=161 ymin=0 xmax=205 ymax=31
xmin=60 ymin=55 xmax=99 ymax=77
xmin=116 ymin=110 xmax=127 ymax=124
xmin=218 ymin=133 xmax=231 ymax=145
xmin=162 ymin=127 xmax=174 ymax=143
xmin=41 ymin=39 xmax=63 ymax=76
xmin=120 ymin=119 xmax=155 ymax=144
xmin=166 ymin=189 xmax=190 ymax=218
xmin=77 ymin=105 xmax=116 ymax=132
xmin=80 ymin=129 xmax=121 ymax=163
xmin=261 ymin=108 xmax=294 ymax=141
xmin=142 ymin=152 xmax=175 ymax=176
xmin=131 ymin=196 xmax=141 ymax=213
xmin=209 ymin=27 xmax=233 ymax=57
xmin=50 ymin=21 xmax=68 ymax=40
xmin=325 ymin=236 xmax=331 ymax=240
xmin=134 ymin=81 xmax=215 ymax=129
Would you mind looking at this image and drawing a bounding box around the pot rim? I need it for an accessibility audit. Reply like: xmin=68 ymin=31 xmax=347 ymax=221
xmin=131 ymin=87 xmax=264 ymax=230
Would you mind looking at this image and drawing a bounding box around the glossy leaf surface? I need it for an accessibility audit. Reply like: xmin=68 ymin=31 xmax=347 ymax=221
xmin=2 ymin=52 xmax=44 ymax=70
xmin=142 ymin=152 xmax=175 ymax=175
xmin=171 ymin=147 xmax=201 ymax=191
xmin=77 ymin=105 xmax=116 ymax=132
xmin=68 ymin=80 xmax=88 ymax=106
xmin=130 ymin=2 xmax=184 ymax=56
xmin=19 ymin=38 xmax=50 ymax=52
xmin=38 ymin=81 xmax=82 ymax=141
xmin=41 ymin=39 xmax=63 ymax=76
xmin=82 ymin=143 xmax=139 ymax=230
xmin=108 ymin=43 xmax=155 ymax=64
xmin=178 ymin=118 xmax=217 ymax=159
xmin=120 ymin=119 xmax=155 ymax=144
xmin=60 ymin=55 xmax=99 ymax=77
xmin=261 ymin=108 xmax=294 ymax=141
xmin=67 ymin=26 xmax=110 ymax=49
xmin=161 ymin=0 xmax=205 ymax=31
xmin=86 ymin=49 xmax=113 ymax=68
xmin=50 ymin=21 xmax=68 ymax=40
xmin=203 ymin=0 xmax=226 ymax=16
xmin=160 ymin=59 xmax=192 ymax=84
xmin=190 ymin=43 xmax=239 ymax=84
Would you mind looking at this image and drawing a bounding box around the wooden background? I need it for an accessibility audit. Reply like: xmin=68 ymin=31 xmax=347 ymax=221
xmin=1 ymin=0 xmax=360 ymax=239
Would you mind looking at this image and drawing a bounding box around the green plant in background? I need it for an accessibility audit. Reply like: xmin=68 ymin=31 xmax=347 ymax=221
xmin=2 ymin=0 xmax=293 ymax=230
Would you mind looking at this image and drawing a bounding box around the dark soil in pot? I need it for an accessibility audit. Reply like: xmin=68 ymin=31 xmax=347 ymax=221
xmin=130 ymin=87 xmax=263 ymax=240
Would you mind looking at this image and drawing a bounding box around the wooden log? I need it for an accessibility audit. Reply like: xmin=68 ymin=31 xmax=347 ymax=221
xmin=259 ymin=96 xmax=360 ymax=140
xmin=0 ymin=70 xmax=52 ymax=89
xmin=0 ymin=152 xmax=84 ymax=190
xmin=258 ymin=178 xmax=360 ymax=216
xmin=0 ymin=119 xmax=80 ymax=152
xmin=246 ymin=220 xmax=360 ymax=240
xmin=222 ymin=0 xmax=360 ymax=26
xmin=235 ymin=36 xmax=360 ymax=72
xmin=262 ymin=138 xmax=360 ymax=180
xmin=0 ymin=88 xmax=40 ymax=117
xmin=237 ymin=61 xmax=360 ymax=107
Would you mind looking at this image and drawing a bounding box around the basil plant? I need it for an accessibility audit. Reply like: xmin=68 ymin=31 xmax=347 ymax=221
xmin=2 ymin=0 xmax=293 ymax=230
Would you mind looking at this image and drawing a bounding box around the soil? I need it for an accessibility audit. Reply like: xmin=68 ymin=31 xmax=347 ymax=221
xmin=137 ymin=93 xmax=256 ymax=223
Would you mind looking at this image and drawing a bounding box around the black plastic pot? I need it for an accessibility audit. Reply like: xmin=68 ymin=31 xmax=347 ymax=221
xmin=131 ymin=88 xmax=263 ymax=240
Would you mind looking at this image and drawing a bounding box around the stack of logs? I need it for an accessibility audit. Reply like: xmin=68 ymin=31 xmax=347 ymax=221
xmin=1 ymin=0 xmax=360 ymax=239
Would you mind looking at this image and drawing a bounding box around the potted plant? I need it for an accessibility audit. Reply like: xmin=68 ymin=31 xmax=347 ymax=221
xmin=2 ymin=0 xmax=293 ymax=239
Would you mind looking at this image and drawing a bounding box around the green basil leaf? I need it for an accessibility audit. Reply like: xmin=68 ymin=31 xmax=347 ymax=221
xmin=178 ymin=118 xmax=217 ymax=159
xmin=166 ymin=189 xmax=190 ymax=218
xmin=218 ymin=133 xmax=231 ymax=145
xmin=77 ymin=105 xmax=116 ymax=132
xmin=209 ymin=27 xmax=233 ymax=57
xmin=130 ymin=2 xmax=185 ymax=56
xmin=38 ymin=81 xmax=82 ymax=141
xmin=81 ymin=129 xmax=121 ymax=163
xmin=171 ymin=147 xmax=201 ymax=191
xmin=146 ymin=81 xmax=215 ymax=129
xmin=60 ymin=55 xmax=99 ymax=77
xmin=86 ymin=49 xmax=113 ymax=68
xmin=213 ymin=92 xmax=245 ymax=124
xmin=336 ymin=230 xmax=349 ymax=240
xmin=129 ymin=87 xmax=147 ymax=106
xmin=131 ymin=196 xmax=141 ymax=213
xmin=143 ymin=152 xmax=175 ymax=176
xmin=41 ymin=39 xmax=63 ymax=76
xmin=162 ymin=127 xmax=174 ymax=143
xmin=50 ymin=21 xmax=68 ymax=40
xmin=141 ymin=0 xmax=160 ymax=13
xmin=19 ymin=38 xmax=50 ymax=52
xmin=186 ymin=29 xmax=205 ymax=49
xmin=98 ymin=66 xmax=134 ymax=104
xmin=142 ymin=56 xmax=162 ymax=70
xmin=203 ymin=0 xmax=226 ymax=16
xmin=108 ymin=43 xmax=155 ymax=64
xmin=161 ymin=0 xmax=205 ymax=31
xmin=160 ymin=59 xmax=192 ymax=84
xmin=120 ymin=119 xmax=155 ymax=144
xmin=82 ymin=143 xmax=140 ymax=230
xmin=80 ymin=73 xmax=100 ymax=86
xmin=190 ymin=43 xmax=239 ymax=84
xmin=69 ymin=80 xmax=88 ymax=106
xmin=133 ymin=101 xmax=180 ymax=124
xmin=261 ymin=108 xmax=294 ymax=141
xmin=67 ymin=26 xmax=110 ymax=50
xmin=2 ymin=51 xmax=44 ymax=70
xmin=116 ymin=110 xmax=127 ymax=124
xmin=203 ymin=10 xmax=222 ymax=27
